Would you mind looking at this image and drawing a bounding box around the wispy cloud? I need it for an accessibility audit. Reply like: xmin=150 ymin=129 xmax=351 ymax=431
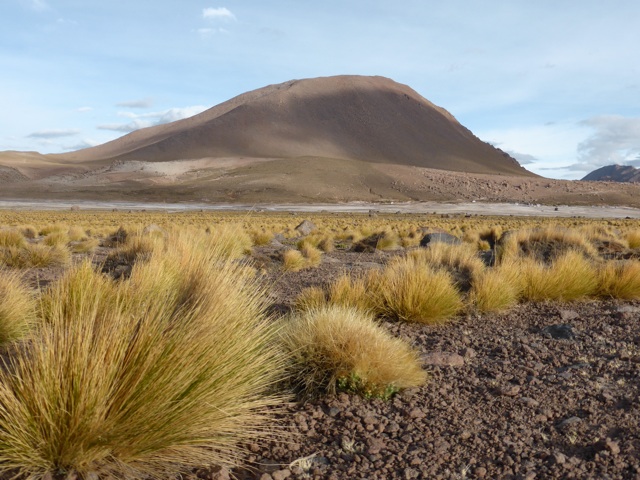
xmin=63 ymin=139 xmax=101 ymax=151
xmin=202 ymin=7 xmax=236 ymax=21
xmin=503 ymin=150 xmax=538 ymax=165
xmin=98 ymin=106 xmax=208 ymax=133
xmin=574 ymin=115 xmax=640 ymax=172
xmin=116 ymin=98 xmax=154 ymax=109
xmin=76 ymin=106 xmax=93 ymax=112
xmin=27 ymin=129 xmax=80 ymax=139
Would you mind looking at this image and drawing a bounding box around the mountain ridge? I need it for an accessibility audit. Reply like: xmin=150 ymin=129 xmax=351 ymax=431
xmin=582 ymin=164 xmax=640 ymax=183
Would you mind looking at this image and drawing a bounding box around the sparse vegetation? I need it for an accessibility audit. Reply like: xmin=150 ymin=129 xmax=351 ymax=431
xmin=0 ymin=271 xmax=35 ymax=345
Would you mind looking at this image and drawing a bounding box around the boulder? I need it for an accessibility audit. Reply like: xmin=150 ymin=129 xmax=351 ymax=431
xmin=295 ymin=220 xmax=316 ymax=236
xmin=420 ymin=232 xmax=461 ymax=247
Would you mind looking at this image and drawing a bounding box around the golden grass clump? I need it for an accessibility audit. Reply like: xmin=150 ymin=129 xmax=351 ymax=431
xmin=67 ymin=226 xmax=88 ymax=242
xmin=300 ymin=244 xmax=322 ymax=268
xmin=0 ymin=272 xmax=35 ymax=345
xmin=626 ymin=230 xmax=640 ymax=249
xmin=0 ymin=234 xmax=286 ymax=479
xmin=375 ymin=230 xmax=401 ymax=251
xmin=205 ymin=223 xmax=253 ymax=258
xmin=250 ymin=229 xmax=274 ymax=246
xmin=597 ymin=260 xmax=640 ymax=299
xmin=327 ymin=273 xmax=372 ymax=311
xmin=1 ymin=243 xmax=71 ymax=269
xmin=408 ymin=243 xmax=486 ymax=291
xmin=294 ymin=286 xmax=327 ymax=311
xmin=374 ymin=256 xmax=463 ymax=323
xmin=42 ymin=231 xmax=69 ymax=247
xmin=0 ymin=229 xmax=27 ymax=248
xmin=281 ymin=305 xmax=427 ymax=398
xmin=283 ymin=249 xmax=306 ymax=272
xmin=469 ymin=267 xmax=520 ymax=313
xmin=518 ymin=250 xmax=598 ymax=302
xmin=20 ymin=226 xmax=38 ymax=240
xmin=70 ymin=237 xmax=100 ymax=254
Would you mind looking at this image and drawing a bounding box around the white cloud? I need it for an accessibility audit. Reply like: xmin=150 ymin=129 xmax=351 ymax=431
xmin=575 ymin=115 xmax=640 ymax=171
xmin=27 ymin=129 xmax=80 ymax=139
xmin=116 ymin=98 xmax=154 ymax=109
xmin=77 ymin=106 xmax=93 ymax=112
xmin=202 ymin=7 xmax=236 ymax=21
xmin=98 ymin=106 xmax=208 ymax=133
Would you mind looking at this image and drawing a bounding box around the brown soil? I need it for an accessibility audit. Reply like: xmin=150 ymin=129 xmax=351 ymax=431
xmin=4 ymin=236 xmax=640 ymax=480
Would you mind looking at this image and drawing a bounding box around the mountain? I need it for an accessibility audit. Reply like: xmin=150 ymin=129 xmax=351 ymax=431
xmin=56 ymin=75 xmax=531 ymax=176
xmin=582 ymin=164 xmax=640 ymax=183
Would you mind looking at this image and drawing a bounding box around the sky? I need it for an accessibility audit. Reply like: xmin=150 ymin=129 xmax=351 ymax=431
xmin=1 ymin=0 xmax=639 ymax=180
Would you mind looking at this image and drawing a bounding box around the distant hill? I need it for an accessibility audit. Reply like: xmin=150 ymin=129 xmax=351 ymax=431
xmin=55 ymin=75 xmax=532 ymax=177
xmin=582 ymin=164 xmax=640 ymax=183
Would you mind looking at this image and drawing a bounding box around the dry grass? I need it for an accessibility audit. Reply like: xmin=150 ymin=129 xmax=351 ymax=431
xmin=281 ymin=305 xmax=427 ymax=398
xmin=0 ymin=229 xmax=26 ymax=248
xmin=283 ymin=249 xmax=307 ymax=272
xmin=294 ymin=286 xmax=327 ymax=311
xmin=408 ymin=243 xmax=486 ymax=291
xmin=0 ymin=234 xmax=287 ymax=479
xmin=250 ymin=229 xmax=274 ymax=246
xmin=597 ymin=260 xmax=640 ymax=299
xmin=67 ymin=226 xmax=88 ymax=242
xmin=1 ymin=243 xmax=71 ymax=269
xmin=374 ymin=256 xmax=463 ymax=324
xmin=205 ymin=223 xmax=253 ymax=258
xmin=70 ymin=238 xmax=100 ymax=254
xmin=0 ymin=271 xmax=35 ymax=345
xmin=469 ymin=267 xmax=520 ymax=313
xmin=626 ymin=230 xmax=640 ymax=249
xmin=42 ymin=231 xmax=69 ymax=247
xmin=518 ymin=250 xmax=598 ymax=302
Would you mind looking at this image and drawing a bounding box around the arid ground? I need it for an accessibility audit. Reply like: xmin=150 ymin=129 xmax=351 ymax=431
xmin=0 ymin=210 xmax=639 ymax=480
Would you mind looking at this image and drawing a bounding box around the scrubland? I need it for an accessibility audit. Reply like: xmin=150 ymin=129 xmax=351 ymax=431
xmin=0 ymin=209 xmax=639 ymax=479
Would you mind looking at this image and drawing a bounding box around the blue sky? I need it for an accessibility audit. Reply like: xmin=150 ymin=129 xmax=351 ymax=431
xmin=1 ymin=0 xmax=639 ymax=179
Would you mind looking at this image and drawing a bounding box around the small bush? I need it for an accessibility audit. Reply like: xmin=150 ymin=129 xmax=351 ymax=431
xmin=281 ymin=305 xmax=427 ymax=398
xmin=0 ymin=272 xmax=35 ymax=345
xmin=597 ymin=260 xmax=640 ymax=299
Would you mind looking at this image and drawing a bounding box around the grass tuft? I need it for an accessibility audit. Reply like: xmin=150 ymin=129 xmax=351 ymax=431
xmin=597 ymin=260 xmax=640 ymax=299
xmin=0 ymin=272 xmax=35 ymax=345
xmin=281 ymin=305 xmax=426 ymax=398
xmin=0 ymin=234 xmax=287 ymax=479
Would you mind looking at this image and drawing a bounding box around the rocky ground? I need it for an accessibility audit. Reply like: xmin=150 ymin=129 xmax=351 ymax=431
xmin=9 ymin=239 xmax=640 ymax=480
xmin=226 ymin=246 xmax=640 ymax=480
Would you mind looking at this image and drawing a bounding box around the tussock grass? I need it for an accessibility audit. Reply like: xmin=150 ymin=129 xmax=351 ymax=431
xmin=283 ymin=249 xmax=306 ymax=271
xmin=597 ymin=260 xmax=640 ymax=299
xmin=205 ymin=223 xmax=253 ymax=258
xmin=519 ymin=250 xmax=598 ymax=302
xmin=374 ymin=256 xmax=463 ymax=323
xmin=38 ymin=224 xmax=66 ymax=236
xmin=328 ymin=273 xmax=372 ymax=311
xmin=0 ymin=272 xmax=35 ymax=345
xmin=626 ymin=230 xmax=640 ymax=249
xmin=70 ymin=238 xmax=100 ymax=253
xmin=0 ymin=234 xmax=286 ymax=479
xmin=20 ymin=226 xmax=37 ymax=240
xmin=300 ymin=244 xmax=322 ymax=268
xmin=67 ymin=226 xmax=88 ymax=242
xmin=281 ymin=305 xmax=426 ymax=398
xmin=469 ymin=267 xmax=519 ymax=313
xmin=408 ymin=243 xmax=486 ymax=291
xmin=295 ymin=286 xmax=327 ymax=311
xmin=499 ymin=226 xmax=598 ymax=263
xmin=42 ymin=231 xmax=69 ymax=247
xmin=250 ymin=229 xmax=274 ymax=246
xmin=1 ymin=243 xmax=71 ymax=269
xmin=0 ymin=229 xmax=26 ymax=248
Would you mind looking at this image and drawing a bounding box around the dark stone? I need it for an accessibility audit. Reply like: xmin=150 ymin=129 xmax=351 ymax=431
xmin=420 ymin=232 xmax=461 ymax=247
xmin=541 ymin=324 xmax=577 ymax=340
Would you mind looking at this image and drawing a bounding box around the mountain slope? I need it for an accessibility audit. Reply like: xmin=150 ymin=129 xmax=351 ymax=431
xmin=582 ymin=164 xmax=640 ymax=183
xmin=57 ymin=75 xmax=531 ymax=176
